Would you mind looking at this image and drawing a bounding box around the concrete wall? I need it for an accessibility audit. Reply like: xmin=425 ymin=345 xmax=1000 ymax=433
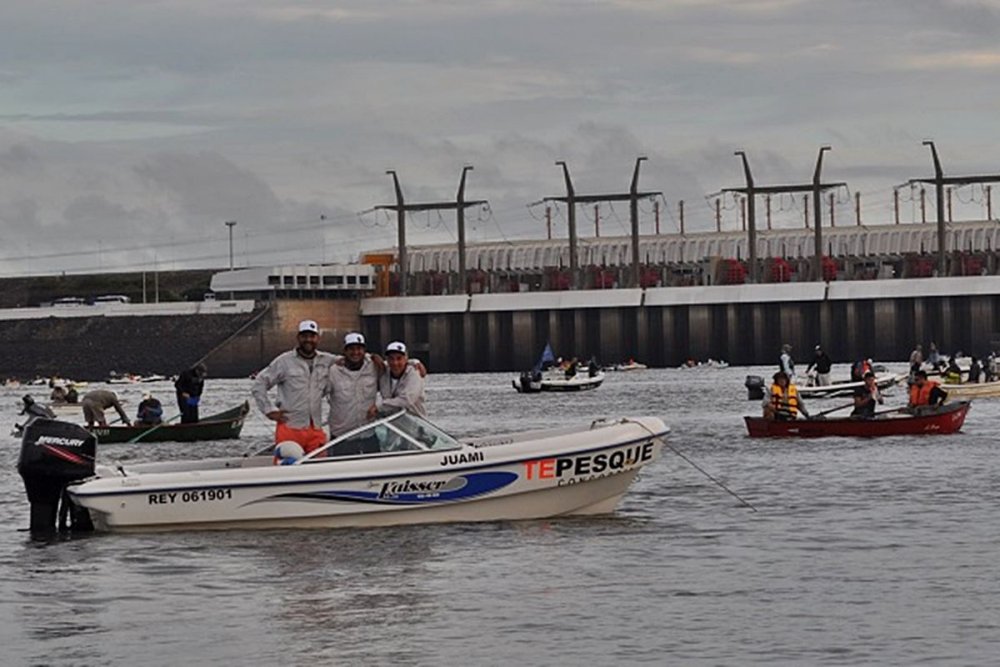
xmin=360 ymin=281 xmax=1000 ymax=371
xmin=0 ymin=311 xmax=263 ymax=381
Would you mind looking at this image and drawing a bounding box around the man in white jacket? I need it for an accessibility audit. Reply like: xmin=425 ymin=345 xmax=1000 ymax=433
xmin=373 ymin=341 xmax=427 ymax=419
xmin=327 ymin=332 xmax=382 ymax=439
xmin=251 ymin=319 xmax=333 ymax=453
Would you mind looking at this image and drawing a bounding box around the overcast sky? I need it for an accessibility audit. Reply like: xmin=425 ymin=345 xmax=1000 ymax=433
xmin=2 ymin=0 xmax=1000 ymax=276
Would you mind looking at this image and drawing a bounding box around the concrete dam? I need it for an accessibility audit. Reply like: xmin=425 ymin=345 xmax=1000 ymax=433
xmin=360 ymin=276 xmax=1000 ymax=371
xmin=2 ymin=276 xmax=998 ymax=379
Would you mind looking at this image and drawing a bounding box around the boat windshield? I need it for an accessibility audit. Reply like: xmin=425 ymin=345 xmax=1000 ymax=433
xmin=303 ymin=411 xmax=461 ymax=461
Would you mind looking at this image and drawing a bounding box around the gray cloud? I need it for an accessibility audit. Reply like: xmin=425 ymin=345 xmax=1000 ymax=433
xmin=0 ymin=0 xmax=998 ymax=274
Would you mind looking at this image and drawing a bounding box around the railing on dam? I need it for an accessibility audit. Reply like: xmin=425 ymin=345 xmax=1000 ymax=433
xmin=378 ymin=219 xmax=1000 ymax=295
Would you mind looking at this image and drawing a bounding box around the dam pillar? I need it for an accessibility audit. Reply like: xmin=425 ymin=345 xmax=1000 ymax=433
xmin=688 ymin=304 xmax=711 ymax=361
xmin=599 ymin=309 xmax=622 ymax=364
xmin=872 ymin=300 xmax=896 ymax=361
xmin=512 ymin=311 xmax=535 ymax=370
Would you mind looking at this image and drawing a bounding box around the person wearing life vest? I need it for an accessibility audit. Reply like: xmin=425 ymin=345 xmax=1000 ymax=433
xmin=908 ymin=370 xmax=948 ymax=413
xmin=943 ymin=356 xmax=963 ymax=384
xmin=850 ymin=358 xmax=872 ymax=382
xmin=764 ymin=371 xmax=809 ymax=421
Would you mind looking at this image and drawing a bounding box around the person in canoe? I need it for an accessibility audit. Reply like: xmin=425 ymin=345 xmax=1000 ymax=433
xmin=81 ymin=389 xmax=132 ymax=428
xmin=927 ymin=342 xmax=943 ymax=371
xmin=943 ymin=356 xmax=963 ymax=384
xmin=805 ymin=345 xmax=833 ymax=386
xmin=850 ymin=358 xmax=873 ymax=382
xmin=763 ymin=371 xmax=810 ymax=421
xmin=908 ymin=344 xmax=924 ymax=383
xmin=907 ymin=370 xmax=948 ymax=414
xmin=175 ymin=362 xmax=208 ymax=424
xmin=136 ymin=392 xmax=164 ymax=426
xmin=851 ymin=372 xmax=884 ymax=418
xmin=778 ymin=344 xmax=795 ymax=381
xmin=968 ymin=356 xmax=983 ymax=384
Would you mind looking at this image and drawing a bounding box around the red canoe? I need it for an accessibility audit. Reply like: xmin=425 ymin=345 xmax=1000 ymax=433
xmin=744 ymin=401 xmax=971 ymax=438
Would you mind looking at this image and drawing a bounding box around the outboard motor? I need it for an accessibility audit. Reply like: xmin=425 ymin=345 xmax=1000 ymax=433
xmin=17 ymin=417 xmax=96 ymax=537
xmin=519 ymin=371 xmax=533 ymax=393
xmin=745 ymin=375 xmax=765 ymax=401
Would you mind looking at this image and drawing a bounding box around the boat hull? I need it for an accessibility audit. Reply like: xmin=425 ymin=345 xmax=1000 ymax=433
xmin=938 ymin=381 xmax=1000 ymax=399
xmin=512 ymin=372 xmax=605 ymax=392
xmin=744 ymin=401 xmax=970 ymax=438
xmin=541 ymin=373 xmax=605 ymax=392
xmin=87 ymin=402 xmax=249 ymax=444
xmin=68 ymin=417 xmax=667 ymax=532
xmin=797 ymin=373 xmax=904 ymax=399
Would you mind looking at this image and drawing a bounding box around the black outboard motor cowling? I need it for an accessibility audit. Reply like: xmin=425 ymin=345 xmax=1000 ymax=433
xmin=17 ymin=418 xmax=97 ymax=536
xmin=745 ymin=375 xmax=765 ymax=401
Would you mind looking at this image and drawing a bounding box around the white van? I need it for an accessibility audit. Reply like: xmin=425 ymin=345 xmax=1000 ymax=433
xmin=52 ymin=297 xmax=87 ymax=307
xmin=94 ymin=294 xmax=131 ymax=304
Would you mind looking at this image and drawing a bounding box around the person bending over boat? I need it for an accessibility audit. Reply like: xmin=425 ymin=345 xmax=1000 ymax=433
xmin=907 ymin=371 xmax=948 ymax=414
xmin=80 ymin=389 xmax=131 ymax=427
xmin=175 ymin=362 xmax=207 ymax=424
xmin=251 ymin=319 xmax=334 ymax=454
xmin=851 ymin=372 xmax=884 ymax=418
xmin=136 ymin=393 xmax=164 ymax=426
xmin=372 ymin=341 xmax=427 ymax=420
xmin=763 ymin=371 xmax=809 ymax=421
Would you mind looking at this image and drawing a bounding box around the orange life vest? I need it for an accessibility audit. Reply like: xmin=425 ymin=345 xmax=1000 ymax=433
xmin=909 ymin=380 xmax=940 ymax=406
xmin=770 ymin=383 xmax=800 ymax=417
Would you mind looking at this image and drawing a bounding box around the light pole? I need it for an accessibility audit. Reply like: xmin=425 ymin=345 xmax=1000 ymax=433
xmin=224 ymin=220 xmax=237 ymax=270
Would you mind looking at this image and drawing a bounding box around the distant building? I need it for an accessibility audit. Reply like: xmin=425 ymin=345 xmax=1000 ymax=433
xmin=209 ymin=264 xmax=377 ymax=300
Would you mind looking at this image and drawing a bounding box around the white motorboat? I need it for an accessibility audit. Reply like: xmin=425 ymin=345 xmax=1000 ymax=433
xmin=20 ymin=411 xmax=667 ymax=533
xmin=541 ymin=370 xmax=605 ymax=391
xmin=610 ymin=361 xmax=648 ymax=372
xmin=514 ymin=369 xmax=605 ymax=392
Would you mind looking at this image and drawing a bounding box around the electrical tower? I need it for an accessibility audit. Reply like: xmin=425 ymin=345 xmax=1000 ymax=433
xmin=543 ymin=158 xmax=661 ymax=289
xmin=376 ymin=167 xmax=487 ymax=296
xmin=907 ymin=141 xmax=1000 ymax=277
xmin=723 ymin=148 xmax=845 ymax=282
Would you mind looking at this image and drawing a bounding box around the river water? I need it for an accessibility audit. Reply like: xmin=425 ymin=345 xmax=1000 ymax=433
xmin=2 ymin=366 xmax=999 ymax=666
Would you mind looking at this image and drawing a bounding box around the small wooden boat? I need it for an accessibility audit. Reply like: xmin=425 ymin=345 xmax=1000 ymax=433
xmin=744 ymin=401 xmax=970 ymax=438
xmin=88 ymin=402 xmax=250 ymax=444
xmin=937 ymin=380 xmax=1000 ymax=399
xmin=797 ymin=373 xmax=905 ymax=399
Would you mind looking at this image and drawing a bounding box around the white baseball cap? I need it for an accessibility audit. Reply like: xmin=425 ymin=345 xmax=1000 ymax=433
xmin=298 ymin=319 xmax=319 ymax=334
xmin=344 ymin=332 xmax=366 ymax=347
xmin=385 ymin=341 xmax=407 ymax=355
